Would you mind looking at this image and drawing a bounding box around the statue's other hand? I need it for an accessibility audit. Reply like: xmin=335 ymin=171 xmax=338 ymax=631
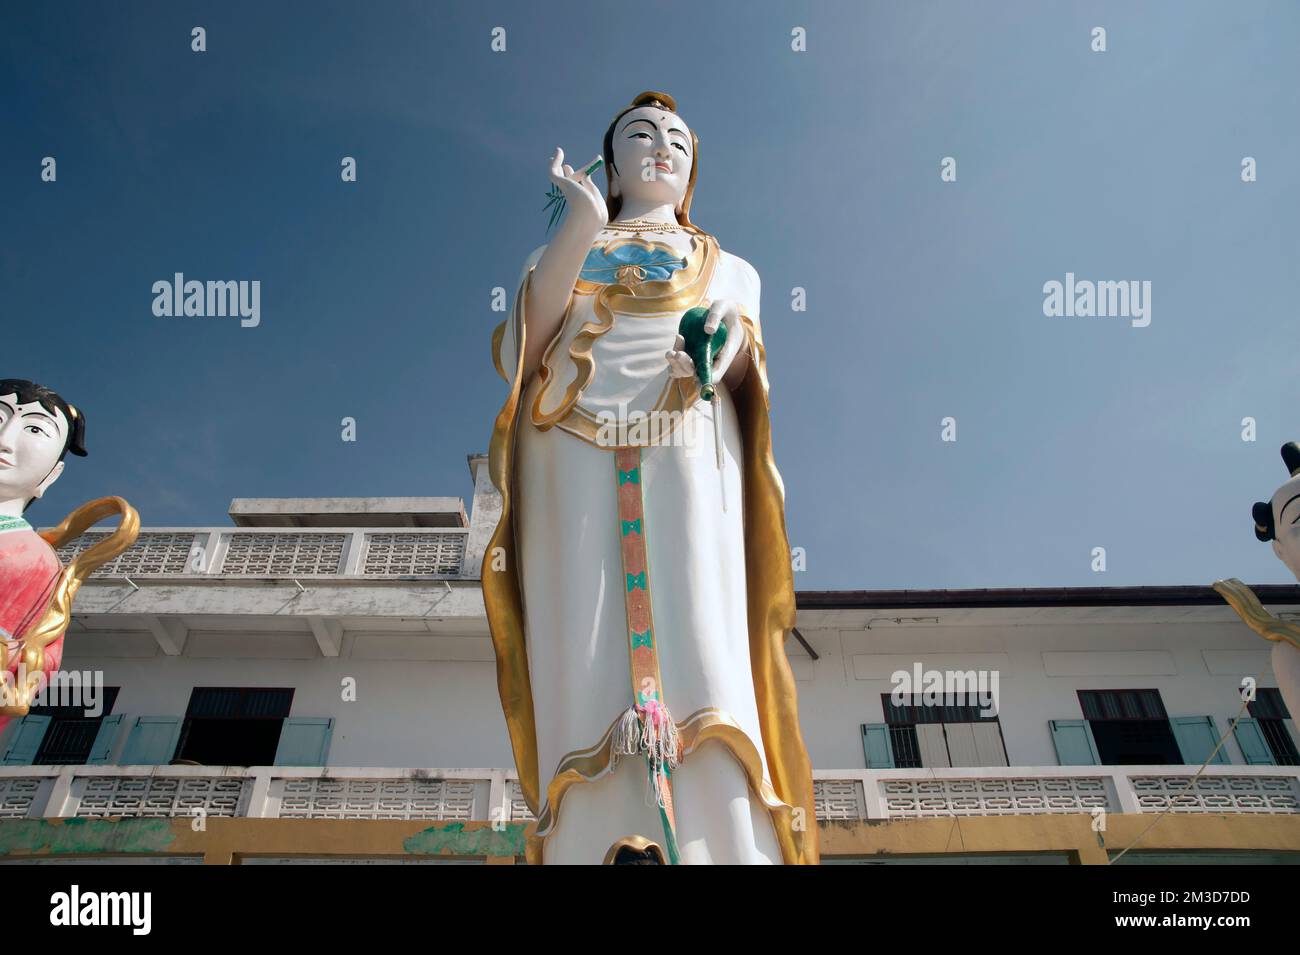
xmin=666 ymin=334 xmax=696 ymax=379
xmin=704 ymin=299 xmax=744 ymax=380
xmin=549 ymin=147 xmax=608 ymax=234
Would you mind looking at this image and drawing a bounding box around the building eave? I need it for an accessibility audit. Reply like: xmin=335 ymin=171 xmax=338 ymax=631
xmin=796 ymin=584 xmax=1300 ymax=610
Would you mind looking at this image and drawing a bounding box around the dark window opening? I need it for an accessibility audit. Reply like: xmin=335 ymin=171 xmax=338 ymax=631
xmin=1249 ymin=688 xmax=1299 ymax=766
xmin=888 ymin=726 xmax=922 ymax=768
xmin=1078 ymin=689 xmax=1181 ymax=765
xmin=175 ymin=687 xmax=294 ymax=766
xmin=31 ymin=688 xmax=120 ymax=765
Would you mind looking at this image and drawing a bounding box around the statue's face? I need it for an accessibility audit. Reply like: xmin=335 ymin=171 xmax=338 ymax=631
xmin=0 ymin=393 xmax=67 ymax=506
xmin=1270 ymin=474 xmax=1300 ymax=580
xmin=609 ymin=106 xmax=693 ymax=213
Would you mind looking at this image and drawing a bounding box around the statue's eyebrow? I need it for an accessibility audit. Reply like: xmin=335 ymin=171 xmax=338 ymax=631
xmin=20 ymin=409 xmax=61 ymax=436
xmin=1281 ymin=492 xmax=1300 ymax=523
xmin=621 ymin=118 xmax=656 ymax=134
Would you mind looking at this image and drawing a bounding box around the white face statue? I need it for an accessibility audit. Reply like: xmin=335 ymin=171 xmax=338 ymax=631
xmin=608 ymin=106 xmax=694 ymax=214
xmin=1270 ymin=474 xmax=1300 ymax=580
xmin=0 ymin=393 xmax=67 ymax=509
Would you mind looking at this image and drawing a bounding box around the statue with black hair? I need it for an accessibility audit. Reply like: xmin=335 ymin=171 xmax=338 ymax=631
xmin=484 ymin=93 xmax=817 ymax=865
xmin=1213 ymin=441 xmax=1300 ymax=727
xmin=0 ymin=379 xmax=137 ymax=726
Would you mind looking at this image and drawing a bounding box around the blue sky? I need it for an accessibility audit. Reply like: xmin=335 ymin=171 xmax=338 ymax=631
xmin=4 ymin=1 xmax=1299 ymax=589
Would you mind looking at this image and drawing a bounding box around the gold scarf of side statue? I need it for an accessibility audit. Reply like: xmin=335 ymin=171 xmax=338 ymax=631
xmin=1213 ymin=579 xmax=1300 ymax=651
xmin=1 ymin=498 xmax=139 ymax=715
xmin=485 ymin=285 xmax=819 ymax=866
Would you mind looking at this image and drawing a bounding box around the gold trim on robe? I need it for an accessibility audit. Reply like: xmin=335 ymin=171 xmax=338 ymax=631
xmin=529 ymin=235 xmax=718 ymax=442
xmin=525 ymin=706 xmax=810 ymax=866
xmin=484 ymin=247 xmax=820 ymax=865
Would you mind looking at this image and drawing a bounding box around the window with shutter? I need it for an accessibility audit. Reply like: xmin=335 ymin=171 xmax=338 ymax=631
xmin=1247 ymin=689 xmax=1298 ymax=766
xmin=2 ymin=716 xmax=52 ymax=765
xmin=861 ymin=723 xmax=895 ymax=768
xmin=1232 ymin=718 xmax=1277 ymax=766
xmin=30 ymin=687 xmax=120 ymax=765
xmin=121 ymin=716 xmax=183 ymax=765
xmin=1050 ymin=719 xmax=1100 ymax=765
xmin=1076 ymin=689 xmax=1181 ymax=765
xmin=274 ymin=717 xmax=335 ymax=766
xmin=175 ymin=687 xmax=295 ymax=766
xmin=880 ymin=694 xmax=1008 ymax=768
xmin=1170 ymin=715 xmax=1229 ymax=765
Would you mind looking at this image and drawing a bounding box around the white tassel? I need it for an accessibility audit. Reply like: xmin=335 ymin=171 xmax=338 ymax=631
xmin=649 ymin=762 xmax=668 ymax=808
xmin=638 ymin=704 xmax=680 ymax=809
xmin=610 ymin=706 xmax=641 ymax=766
xmin=663 ymin=718 xmax=680 ymax=768
xmin=610 ymin=703 xmax=681 ymax=807
xmin=641 ymin=715 xmax=680 ymax=768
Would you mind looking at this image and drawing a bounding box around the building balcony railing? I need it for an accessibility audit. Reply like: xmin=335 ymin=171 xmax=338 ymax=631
xmin=0 ymin=765 xmax=1295 ymax=823
xmin=0 ymin=766 xmax=514 ymax=822
xmin=53 ymin=527 xmax=470 ymax=580
xmin=812 ymin=766 xmax=1300 ymax=819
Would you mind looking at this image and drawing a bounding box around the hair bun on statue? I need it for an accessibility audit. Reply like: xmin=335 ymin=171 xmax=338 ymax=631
xmin=1282 ymin=442 xmax=1300 ymax=477
xmin=625 ymin=91 xmax=676 ymax=114
xmin=1253 ymin=501 xmax=1275 ymax=542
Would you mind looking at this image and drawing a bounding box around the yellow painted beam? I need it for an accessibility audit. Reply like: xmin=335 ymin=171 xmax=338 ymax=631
xmin=0 ymin=814 xmax=1296 ymax=864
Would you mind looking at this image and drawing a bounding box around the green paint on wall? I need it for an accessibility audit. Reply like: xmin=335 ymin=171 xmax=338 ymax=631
xmin=0 ymin=818 xmax=176 ymax=856
xmin=403 ymin=822 xmax=528 ymax=857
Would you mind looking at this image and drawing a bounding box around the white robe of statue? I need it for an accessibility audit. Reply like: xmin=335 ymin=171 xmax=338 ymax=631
xmin=482 ymin=93 xmax=817 ymax=866
xmin=501 ymin=237 xmax=782 ymax=863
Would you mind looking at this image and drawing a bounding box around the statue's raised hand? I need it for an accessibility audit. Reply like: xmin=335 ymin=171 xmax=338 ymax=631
xmin=549 ymin=147 xmax=608 ymax=237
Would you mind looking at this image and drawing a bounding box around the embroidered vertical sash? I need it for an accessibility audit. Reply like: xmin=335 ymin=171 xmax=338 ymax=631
xmin=611 ymin=446 xmax=681 ymax=863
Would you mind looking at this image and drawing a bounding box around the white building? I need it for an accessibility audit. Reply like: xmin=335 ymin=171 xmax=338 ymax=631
xmin=2 ymin=454 xmax=1297 ymax=864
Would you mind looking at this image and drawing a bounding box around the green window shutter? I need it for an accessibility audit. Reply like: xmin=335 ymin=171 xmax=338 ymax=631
xmin=1232 ymin=718 xmax=1276 ymax=765
xmin=2 ymin=716 xmax=52 ymax=765
xmin=120 ymin=716 xmax=182 ymax=765
xmin=1171 ymin=715 xmax=1229 ymax=765
xmin=86 ymin=715 xmax=125 ymax=765
xmin=861 ymin=723 xmax=894 ymax=768
xmin=1050 ymin=719 xmax=1100 ymax=765
xmin=274 ymin=717 xmax=334 ymax=766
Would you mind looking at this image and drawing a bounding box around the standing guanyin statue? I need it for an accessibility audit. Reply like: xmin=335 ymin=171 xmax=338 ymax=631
xmin=484 ymin=92 xmax=818 ymax=864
